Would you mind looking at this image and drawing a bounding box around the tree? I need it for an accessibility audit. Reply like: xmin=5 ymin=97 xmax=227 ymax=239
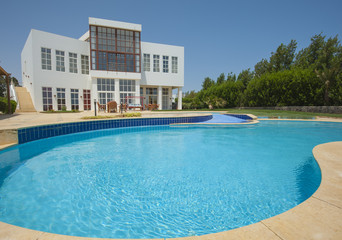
xmin=237 ymin=68 xmax=254 ymax=87
xmin=295 ymin=33 xmax=325 ymax=69
xmin=216 ymin=73 xmax=225 ymax=85
xmin=201 ymin=77 xmax=215 ymax=90
xmin=254 ymin=58 xmax=270 ymax=78
xmin=269 ymin=39 xmax=297 ymax=72
xmin=0 ymin=76 xmax=20 ymax=97
xmin=226 ymin=72 xmax=236 ymax=82
xmin=314 ymin=35 xmax=342 ymax=105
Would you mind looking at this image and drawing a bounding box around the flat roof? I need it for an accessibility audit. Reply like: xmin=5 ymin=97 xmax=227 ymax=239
xmin=89 ymin=17 xmax=142 ymax=32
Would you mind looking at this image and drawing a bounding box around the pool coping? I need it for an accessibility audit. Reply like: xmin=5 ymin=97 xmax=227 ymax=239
xmin=0 ymin=121 xmax=341 ymax=239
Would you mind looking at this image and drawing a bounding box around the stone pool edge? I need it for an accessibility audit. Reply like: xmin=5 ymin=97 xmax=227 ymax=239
xmin=0 ymin=124 xmax=341 ymax=239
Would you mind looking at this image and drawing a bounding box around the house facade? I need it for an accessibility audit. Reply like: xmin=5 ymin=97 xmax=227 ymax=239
xmin=21 ymin=17 xmax=184 ymax=112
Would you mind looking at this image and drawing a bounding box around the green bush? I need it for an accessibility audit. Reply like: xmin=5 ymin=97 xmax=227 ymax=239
xmin=244 ymin=69 xmax=324 ymax=107
xmin=0 ymin=97 xmax=17 ymax=114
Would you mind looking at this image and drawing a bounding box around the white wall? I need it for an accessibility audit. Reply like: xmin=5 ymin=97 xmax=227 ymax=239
xmin=141 ymin=42 xmax=184 ymax=88
xmin=22 ymin=29 xmax=91 ymax=111
xmin=21 ymin=30 xmax=35 ymax=103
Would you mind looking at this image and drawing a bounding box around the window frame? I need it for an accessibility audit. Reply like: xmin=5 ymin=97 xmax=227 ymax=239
xmin=143 ymin=53 xmax=150 ymax=72
xmin=153 ymin=55 xmax=160 ymax=72
xmin=56 ymin=88 xmax=66 ymax=110
xmin=55 ymin=50 xmax=65 ymax=72
xmin=42 ymin=87 xmax=53 ymax=111
xmin=89 ymin=25 xmax=141 ymax=73
xmin=163 ymin=55 xmax=169 ymax=73
xmin=81 ymin=55 xmax=89 ymax=74
xmin=172 ymin=56 xmax=178 ymax=74
xmin=41 ymin=47 xmax=52 ymax=70
xmin=69 ymin=52 xmax=78 ymax=73
xmin=70 ymin=88 xmax=79 ymax=110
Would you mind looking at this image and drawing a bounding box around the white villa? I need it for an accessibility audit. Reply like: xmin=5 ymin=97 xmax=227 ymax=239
xmin=21 ymin=17 xmax=184 ymax=112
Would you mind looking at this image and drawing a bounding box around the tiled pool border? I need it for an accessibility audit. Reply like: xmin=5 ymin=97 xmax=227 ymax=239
xmin=17 ymin=115 xmax=212 ymax=144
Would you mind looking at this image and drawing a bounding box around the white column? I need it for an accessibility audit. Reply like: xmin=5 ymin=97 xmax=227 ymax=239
xmin=135 ymin=80 xmax=140 ymax=105
xmin=178 ymin=87 xmax=182 ymax=110
xmin=115 ymin=79 xmax=120 ymax=104
xmin=157 ymin=86 xmax=162 ymax=110
xmin=91 ymin=78 xmax=97 ymax=111
xmin=141 ymin=86 xmax=146 ymax=107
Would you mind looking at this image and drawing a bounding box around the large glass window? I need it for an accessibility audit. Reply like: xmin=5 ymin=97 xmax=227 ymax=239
xmin=143 ymin=54 xmax=150 ymax=71
xmin=56 ymin=50 xmax=65 ymax=72
xmin=56 ymin=88 xmax=66 ymax=110
xmin=120 ymin=79 xmax=136 ymax=104
xmin=69 ymin=53 xmax=78 ymax=73
xmin=153 ymin=55 xmax=160 ymax=72
xmin=163 ymin=55 xmax=169 ymax=73
xmin=162 ymin=88 xmax=169 ymax=110
xmin=41 ymin=48 xmax=51 ymax=70
xmin=71 ymin=89 xmax=79 ymax=110
xmin=97 ymin=79 xmax=115 ymax=106
xmin=90 ymin=25 xmax=141 ymax=73
xmin=172 ymin=56 xmax=178 ymax=73
xmin=81 ymin=55 xmax=89 ymax=74
xmin=42 ymin=87 xmax=52 ymax=111
xmin=98 ymin=92 xmax=114 ymax=106
xmin=146 ymin=87 xmax=158 ymax=104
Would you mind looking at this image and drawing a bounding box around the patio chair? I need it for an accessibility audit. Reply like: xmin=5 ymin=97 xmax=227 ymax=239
xmin=107 ymin=101 xmax=117 ymax=113
xmin=97 ymin=102 xmax=106 ymax=112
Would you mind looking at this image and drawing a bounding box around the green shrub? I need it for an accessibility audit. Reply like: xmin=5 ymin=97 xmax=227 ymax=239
xmin=0 ymin=97 xmax=17 ymax=114
xmin=61 ymin=105 xmax=67 ymax=111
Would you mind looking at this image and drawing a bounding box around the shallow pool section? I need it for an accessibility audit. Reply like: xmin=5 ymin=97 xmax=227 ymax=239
xmin=0 ymin=121 xmax=341 ymax=238
xmin=199 ymin=114 xmax=247 ymax=123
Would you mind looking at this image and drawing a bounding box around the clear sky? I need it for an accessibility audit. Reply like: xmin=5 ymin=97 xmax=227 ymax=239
xmin=1 ymin=0 xmax=341 ymax=91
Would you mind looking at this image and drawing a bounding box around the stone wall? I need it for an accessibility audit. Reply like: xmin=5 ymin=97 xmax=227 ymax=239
xmin=238 ymin=106 xmax=342 ymax=114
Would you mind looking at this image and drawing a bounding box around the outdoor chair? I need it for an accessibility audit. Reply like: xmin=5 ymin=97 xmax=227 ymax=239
xmin=97 ymin=102 xmax=106 ymax=112
xmin=107 ymin=101 xmax=117 ymax=113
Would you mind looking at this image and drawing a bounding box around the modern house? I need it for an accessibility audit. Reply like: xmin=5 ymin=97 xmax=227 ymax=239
xmin=21 ymin=17 xmax=184 ymax=112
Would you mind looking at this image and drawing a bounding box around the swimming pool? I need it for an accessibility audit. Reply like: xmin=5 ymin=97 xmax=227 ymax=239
xmin=0 ymin=120 xmax=341 ymax=239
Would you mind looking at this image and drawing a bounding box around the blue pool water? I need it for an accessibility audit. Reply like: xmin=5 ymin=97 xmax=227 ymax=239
xmin=0 ymin=121 xmax=341 ymax=238
xmin=200 ymin=114 xmax=247 ymax=123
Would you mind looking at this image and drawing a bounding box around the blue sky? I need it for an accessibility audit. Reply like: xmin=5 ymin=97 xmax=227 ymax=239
xmin=1 ymin=0 xmax=341 ymax=91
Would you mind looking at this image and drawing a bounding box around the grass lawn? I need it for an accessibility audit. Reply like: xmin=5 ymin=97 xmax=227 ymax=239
xmin=157 ymin=109 xmax=342 ymax=119
xmin=225 ymin=109 xmax=342 ymax=119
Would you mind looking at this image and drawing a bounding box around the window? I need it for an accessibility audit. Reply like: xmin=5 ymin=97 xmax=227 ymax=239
xmin=41 ymin=48 xmax=51 ymax=70
xmin=153 ymin=55 xmax=160 ymax=72
xmin=143 ymin=54 xmax=150 ymax=71
xmin=89 ymin=25 xmax=141 ymax=73
xmin=98 ymin=92 xmax=114 ymax=106
xmin=81 ymin=55 xmax=89 ymax=74
xmin=55 ymin=50 xmax=65 ymax=72
xmin=162 ymin=88 xmax=169 ymax=110
xmin=172 ymin=56 xmax=178 ymax=73
xmin=146 ymin=88 xmax=158 ymax=104
xmin=70 ymin=89 xmax=79 ymax=110
xmin=97 ymin=78 xmax=115 ymax=92
xmin=97 ymin=79 xmax=115 ymax=106
xmin=42 ymin=87 xmax=52 ymax=111
xmin=120 ymin=79 xmax=136 ymax=104
xmin=69 ymin=52 xmax=78 ymax=73
xmin=83 ymin=89 xmax=91 ymax=110
xmin=56 ymin=88 xmax=66 ymax=110
xmin=163 ymin=56 xmax=169 ymax=73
